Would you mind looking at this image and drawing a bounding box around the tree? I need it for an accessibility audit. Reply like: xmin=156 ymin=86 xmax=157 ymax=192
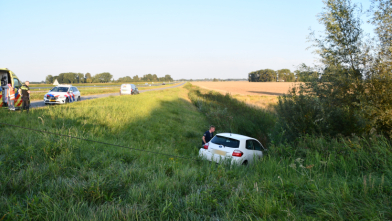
xmin=45 ymin=75 xmax=54 ymax=84
xmin=259 ymin=69 xmax=277 ymax=82
xmin=58 ymin=73 xmax=78 ymax=83
xmin=294 ymin=64 xmax=320 ymax=82
xmin=133 ymin=75 xmax=140 ymax=82
xmin=370 ymin=0 xmax=392 ymax=71
xmin=312 ymin=0 xmax=368 ymax=79
xmin=118 ymin=76 xmax=132 ymax=82
xmin=93 ymin=72 xmax=113 ymax=83
xmin=248 ymin=72 xmax=260 ymax=82
xmin=276 ymin=0 xmax=371 ymax=141
xmin=85 ymin=73 xmax=92 ymax=83
xmin=76 ymin=73 xmax=84 ymax=83
xmin=142 ymin=74 xmax=153 ymax=82
xmin=359 ymin=0 xmax=392 ymax=138
xmin=164 ymin=75 xmax=173 ymax=82
xmin=152 ymin=74 xmax=158 ymax=82
xmin=277 ymin=69 xmax=295 ymax=82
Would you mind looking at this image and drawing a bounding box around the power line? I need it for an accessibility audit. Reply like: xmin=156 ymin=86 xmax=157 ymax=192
xmin=0 ymin=122 xmax=200 ymax=162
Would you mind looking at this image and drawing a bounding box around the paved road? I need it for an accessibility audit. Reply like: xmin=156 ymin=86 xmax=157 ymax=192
xmin=30 ymin=82 xmax=185 ymax=108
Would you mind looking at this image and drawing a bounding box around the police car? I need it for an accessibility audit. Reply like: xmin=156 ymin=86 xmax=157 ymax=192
xmin=44 ymin=85 xmax=81 ymax=104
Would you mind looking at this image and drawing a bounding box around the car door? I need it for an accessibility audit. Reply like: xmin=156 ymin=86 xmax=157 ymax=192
xmin=245 ymin=140 xmax=256 ymax=164
xmin=131 ymin=84 xmax=136 ymax=94
xmin=252 ymin=140 xmax=263 ymax=160
xmin=73 ymin=87 xmax=80 ymax=99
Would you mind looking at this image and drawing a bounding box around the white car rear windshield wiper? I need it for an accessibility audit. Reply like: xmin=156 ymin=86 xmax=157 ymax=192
xmin=214 ymin=142 xmax=226 ymax=147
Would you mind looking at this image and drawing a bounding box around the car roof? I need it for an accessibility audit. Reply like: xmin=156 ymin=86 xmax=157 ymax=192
xmin=56 ymin=85 xmax=73 ymax=87
xmin=215 ymin=133 xmax=256 ymax=141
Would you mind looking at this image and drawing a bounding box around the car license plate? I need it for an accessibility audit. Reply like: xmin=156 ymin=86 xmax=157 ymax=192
xmin=213 ymin=149 xmax=226 ymax=156
xmin=50 ymin=99 xmax=55 ymax=102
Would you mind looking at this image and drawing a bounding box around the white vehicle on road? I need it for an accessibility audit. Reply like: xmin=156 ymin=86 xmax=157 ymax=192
xmin=44 ymin=85 xmax=81 ymax=104
xmin=199 ymin=133 xmax=265 ymax=165
xmin=120 ymin=84 xmax=139 ymax=95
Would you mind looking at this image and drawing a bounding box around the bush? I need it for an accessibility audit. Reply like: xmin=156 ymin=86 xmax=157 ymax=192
xmin=275 ymin=85 xmax=368 ymax=143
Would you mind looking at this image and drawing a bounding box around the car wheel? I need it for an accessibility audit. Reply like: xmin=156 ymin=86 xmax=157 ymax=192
xmin=242 ymin=160 xmax=248 ymax=166
xmin=65 ymin=98 xmax=69 ymax=103
xmin=77 ymin=96 xmax=81 ymax=101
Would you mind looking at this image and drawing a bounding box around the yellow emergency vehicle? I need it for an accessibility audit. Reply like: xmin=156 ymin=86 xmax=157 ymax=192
xmin=0 ymin=68 xmax=23 ymax=108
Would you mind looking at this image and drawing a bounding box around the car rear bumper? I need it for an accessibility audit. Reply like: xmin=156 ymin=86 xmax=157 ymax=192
xmin=121 ymin=91 xmax=138 ymax=95
xmin=198 ymin=149 xmax=242 ymax=164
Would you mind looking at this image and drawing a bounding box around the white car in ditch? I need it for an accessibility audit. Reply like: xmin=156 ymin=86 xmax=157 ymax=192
xmin=199 ymin=133 xmax=266 ymax=165
xmin=44 ymin=85 xmax=81 ymax=104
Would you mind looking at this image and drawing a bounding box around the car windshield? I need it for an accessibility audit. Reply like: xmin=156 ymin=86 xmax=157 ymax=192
xmin=211 ymin=135 xmax=240 ymax=148
xmin=50 ymin=87 xmax=69 ymax=92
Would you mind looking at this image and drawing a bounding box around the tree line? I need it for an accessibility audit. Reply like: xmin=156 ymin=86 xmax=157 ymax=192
xmin=45 ymin=72 xmax=173 ymax=84
xmin=118 ymin=74 xmax=173 ymax=82
xmin=248 ymin=67 xmax=319 ymax=82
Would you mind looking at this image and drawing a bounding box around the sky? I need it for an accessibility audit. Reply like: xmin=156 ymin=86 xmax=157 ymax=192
xmin=0 ymin=0 xmax=373 ymax=81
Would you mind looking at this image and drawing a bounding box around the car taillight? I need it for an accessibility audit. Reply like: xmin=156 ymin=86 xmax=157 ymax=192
xmin=203 ymin=143 xmax=209 ymax=149
xmin=232 ymin=150 xmax=243 ymax=157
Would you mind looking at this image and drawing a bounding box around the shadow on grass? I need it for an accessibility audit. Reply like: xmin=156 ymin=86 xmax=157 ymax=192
xmin=186 ymin=84 xmax=276 ymax=146
xmin=247 ymin=90 xmax=284 ymax=96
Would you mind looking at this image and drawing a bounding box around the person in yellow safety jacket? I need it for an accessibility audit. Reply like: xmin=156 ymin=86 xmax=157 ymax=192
xmin=7 ymin=84 xmax=15 ymax=111
xmin=19 ymin=81 xmax=30 ymax=113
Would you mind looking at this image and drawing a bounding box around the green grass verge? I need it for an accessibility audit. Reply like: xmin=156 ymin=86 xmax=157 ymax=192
xmin=30 ymin=82 xmax=178 ymax=88
xmin=0 ymin=85 xmax=391 ymax=220
xmin=29 ymin=83 xmax=181 ymax=101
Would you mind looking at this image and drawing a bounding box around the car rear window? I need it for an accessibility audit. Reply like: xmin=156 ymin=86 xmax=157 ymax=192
xmin=211 ymin=135 xmax=240 ymax=148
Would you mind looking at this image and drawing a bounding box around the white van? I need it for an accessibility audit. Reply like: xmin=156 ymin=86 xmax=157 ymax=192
xmin=120 ymin=84 xmax=139 ymax=95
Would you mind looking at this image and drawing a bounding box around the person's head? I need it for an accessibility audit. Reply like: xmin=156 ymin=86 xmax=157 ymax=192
xmin=25 ymin=81 xmax=29 ymax=86
xmin=209 ymin=125 xmax=215 ymax=133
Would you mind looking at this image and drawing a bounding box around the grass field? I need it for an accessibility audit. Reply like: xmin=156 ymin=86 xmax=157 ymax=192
xmin=28 ymin=83 xmax=181 ymax=101
xmin=29 ymin=82 xmax=178 ymax=88
xmin=0 ymin=84 xmax=391 ymax=220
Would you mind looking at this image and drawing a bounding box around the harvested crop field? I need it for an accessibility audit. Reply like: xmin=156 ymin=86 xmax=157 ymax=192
xmin=191 ymin=81 xmax=301 ymax=96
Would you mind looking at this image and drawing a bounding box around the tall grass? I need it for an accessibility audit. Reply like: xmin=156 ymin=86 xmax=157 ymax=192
xmin=185 ymin=83 xmax=276 ymax=146
xmin=0 ymin=85 xmax=391 ymax=220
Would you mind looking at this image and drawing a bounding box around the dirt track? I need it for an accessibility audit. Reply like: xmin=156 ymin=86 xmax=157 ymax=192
xmin=191 ymin=81 xmax=301 ymax=96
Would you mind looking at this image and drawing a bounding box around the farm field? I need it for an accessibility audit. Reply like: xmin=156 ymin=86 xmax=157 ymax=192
xmin=190 ymin=82 xmax=301 ymax=109
xmin=191 ymin=81 xmax=301 ymax=96
xmin=0 ymin=84 xmax=391 ymax=220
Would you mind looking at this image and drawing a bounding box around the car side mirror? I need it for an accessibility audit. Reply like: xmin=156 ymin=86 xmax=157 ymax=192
xmin=70 ymin=90 xmax=73 ymax=93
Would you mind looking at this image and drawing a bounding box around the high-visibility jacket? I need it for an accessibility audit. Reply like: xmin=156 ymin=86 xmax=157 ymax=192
xmin=8 ymin=87 xmax=15 ymax=101
xmin=20 ymin=84 xmax=30 ymax=100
